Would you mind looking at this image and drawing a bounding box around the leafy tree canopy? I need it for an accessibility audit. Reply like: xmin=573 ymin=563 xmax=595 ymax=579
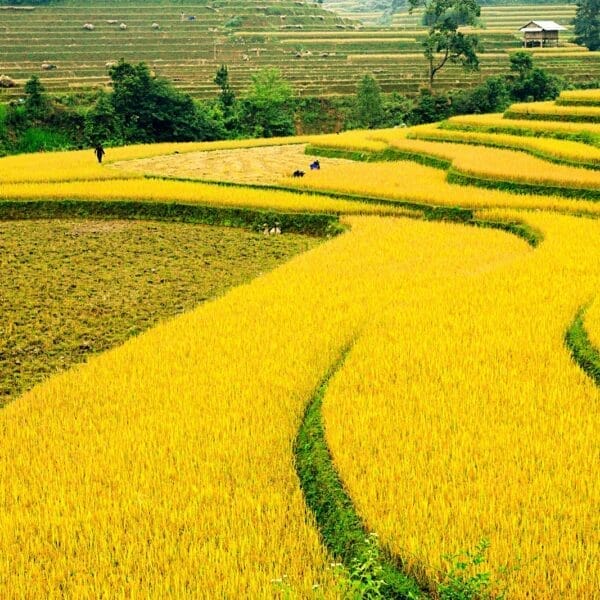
xmin=573 ymin=0 xmax=600 ymax=51
xmin=409 ymin=0 xmax=481 ymax=89
xmin=508 ymin=51 xmax=561 ymax=101
xmin=239 ymin=68 xmax=295 ymax=138
xmin=355 ymin=74 xmax=384 ymax=128
xmin=86 ymin=59 xmax=222 ymax=145
xmin=24 ymin=75 xmax=50 ymax=122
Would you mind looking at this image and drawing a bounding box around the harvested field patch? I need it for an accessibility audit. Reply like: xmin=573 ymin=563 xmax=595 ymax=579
xmin=0 ymin=218 xmax=319 ymax=405
xmin=110 ymin=143 xmax=357 ymax=185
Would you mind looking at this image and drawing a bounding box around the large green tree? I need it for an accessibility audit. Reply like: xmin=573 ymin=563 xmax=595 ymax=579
xmin=214 ymin=65 xmax=236 ymax=116
xmin=409 ymin=0 xmax=481 ymax=89
xmin=109 ymin=60 xmax=200 ymax=143
xmin=239 ymin=68 xmax=295 ymax=137
xmin=573 ymin=0 xmax=600 ymax=51
xmin=24 ymin=75 xmax=50 ymax=122
xmin=213 ymin=64 xmax=238 ymax=134
xmin=507 ymin=51 xmax=561 ymax=102
xmin=355 ymin=74 xmax=384 ymax=128
xmin=86 ymin=60 xmax=216 ymax=144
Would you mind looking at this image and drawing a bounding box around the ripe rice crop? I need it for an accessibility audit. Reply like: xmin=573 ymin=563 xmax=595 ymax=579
xmin=382 ymin=132 xmax=461 ymax=162
xmin=505 ymin=101 xmax=600 ymax=122
xmin=557 ymin=89 xmax=600 ymax=106
xmin=287 ymin=153 xmax=600 ymax=215
xmin=445 ymin=113 xmax=600 ymax=139
xmin=408 ymin=123 xmax=600 ymax=166
xmin=0 ymin=178 xmax=415 ymax=216
xmin=322 ymin=211 xmax=600 ymax=598
xmin=3 ymin=115 xmax=600 ymax=597
xmin=304 ymin=130 xmax=389 ymax=152
xmin=312 ymin=128 xmax=600 ymax=191
xmin=0 ymin=149 xmax=140 ymax=184
xmin=0 ymin=215 xmax=525 ymax=596
xmin=448 ymin=145 xmax=600 ymax=190
xmin=0 ymin=137 xmax=320 ymax=184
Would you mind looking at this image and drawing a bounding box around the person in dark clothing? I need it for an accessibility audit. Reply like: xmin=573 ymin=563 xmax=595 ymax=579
xmin=95 ymin=143 xmax=105 ymax=164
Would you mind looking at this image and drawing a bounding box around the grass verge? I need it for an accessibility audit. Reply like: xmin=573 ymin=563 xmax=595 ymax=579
xmin=503 ymin=110 xmax=600 ymax=124
xmin=472 ymin=218 xmax=541 ymax=248
xmin=565 ymin=306 xmax=600 ymax=385
xmin=440 ymin=122 xmax=600 ymax=147
xmin=294 ymin=344 xmax=428 ymax=599
xmin=303 ymin=147 xmax=542 ymax=246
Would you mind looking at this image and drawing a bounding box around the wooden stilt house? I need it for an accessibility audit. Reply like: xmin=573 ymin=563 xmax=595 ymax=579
xmin=519 ymin=21 xmax=566 ymax=48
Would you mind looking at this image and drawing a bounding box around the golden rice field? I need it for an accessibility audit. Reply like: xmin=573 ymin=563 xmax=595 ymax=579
xmin=408 ymin=123 xmax=600 ymax=166
xmin=1 ymin=93 xmax=600 ymax=598
xmin=557 ymin=88 xmax=600 ymax=106
xmin=446 ymin=112 xmax=600 ymax=137
xmin=323 ymin=210 xmax=600 ymax=598
xmin=506 ymin=100 xmax=600 ymax=120
xmin=287 ymin=157 xmax=600 ymax=215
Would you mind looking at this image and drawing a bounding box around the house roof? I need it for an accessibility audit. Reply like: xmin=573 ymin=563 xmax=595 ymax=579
xmin=519 ymin=20 xmax=567 ymax=33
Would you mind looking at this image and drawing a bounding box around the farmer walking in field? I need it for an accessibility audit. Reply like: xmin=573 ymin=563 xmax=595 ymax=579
xmin=94 ymin=143 xmax=105 ymax=164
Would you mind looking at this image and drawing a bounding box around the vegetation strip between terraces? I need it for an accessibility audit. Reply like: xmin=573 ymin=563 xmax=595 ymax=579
xmin=0 ymin=199 xmax=342 ymax=236
xmin=294 ymin=343 xmax=428 ymax=599
xmin=144 ymin=173 xmax=470 ymax=219
xmin=139 ymin=173 xmax=541 ymax=246
xmin=305 ymin=144 xmax=452 ymax=170
xmin=565 ymin=305 xmax=600 ymax=386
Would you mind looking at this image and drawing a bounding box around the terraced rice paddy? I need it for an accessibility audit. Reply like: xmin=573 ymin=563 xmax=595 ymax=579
xmin=0 ymin=219 xmax=319 ymax=405
xmin=0 ymin=1 xmax=597 ymax=101
xmin=1 ymin=93 xmax=599 ymax=597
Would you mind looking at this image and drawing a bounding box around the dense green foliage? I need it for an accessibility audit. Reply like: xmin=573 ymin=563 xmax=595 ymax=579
xmin=0 ymin=51 xmax=576 ymax=155
xmin=507 ymin=52 xmax=561 ymax=102
xmin=85 ymin=60 xmax=222 ymax=145
xmin=214 ymin=65 xmax=237 ymax=133
xmin=573 ymin=0 xmax=600 ymax=51
xmin=355 ymin=74 xmax=385 ymax=128
xmin=238 ymin=68 xmax=295 ymax=137
xmin=565 ymin=307 xmax=600 ymax=386
xmin=406 ymin=53 xmax=563 ymax=124
xmin=0 ymin=76 xmax=85 ymax=154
